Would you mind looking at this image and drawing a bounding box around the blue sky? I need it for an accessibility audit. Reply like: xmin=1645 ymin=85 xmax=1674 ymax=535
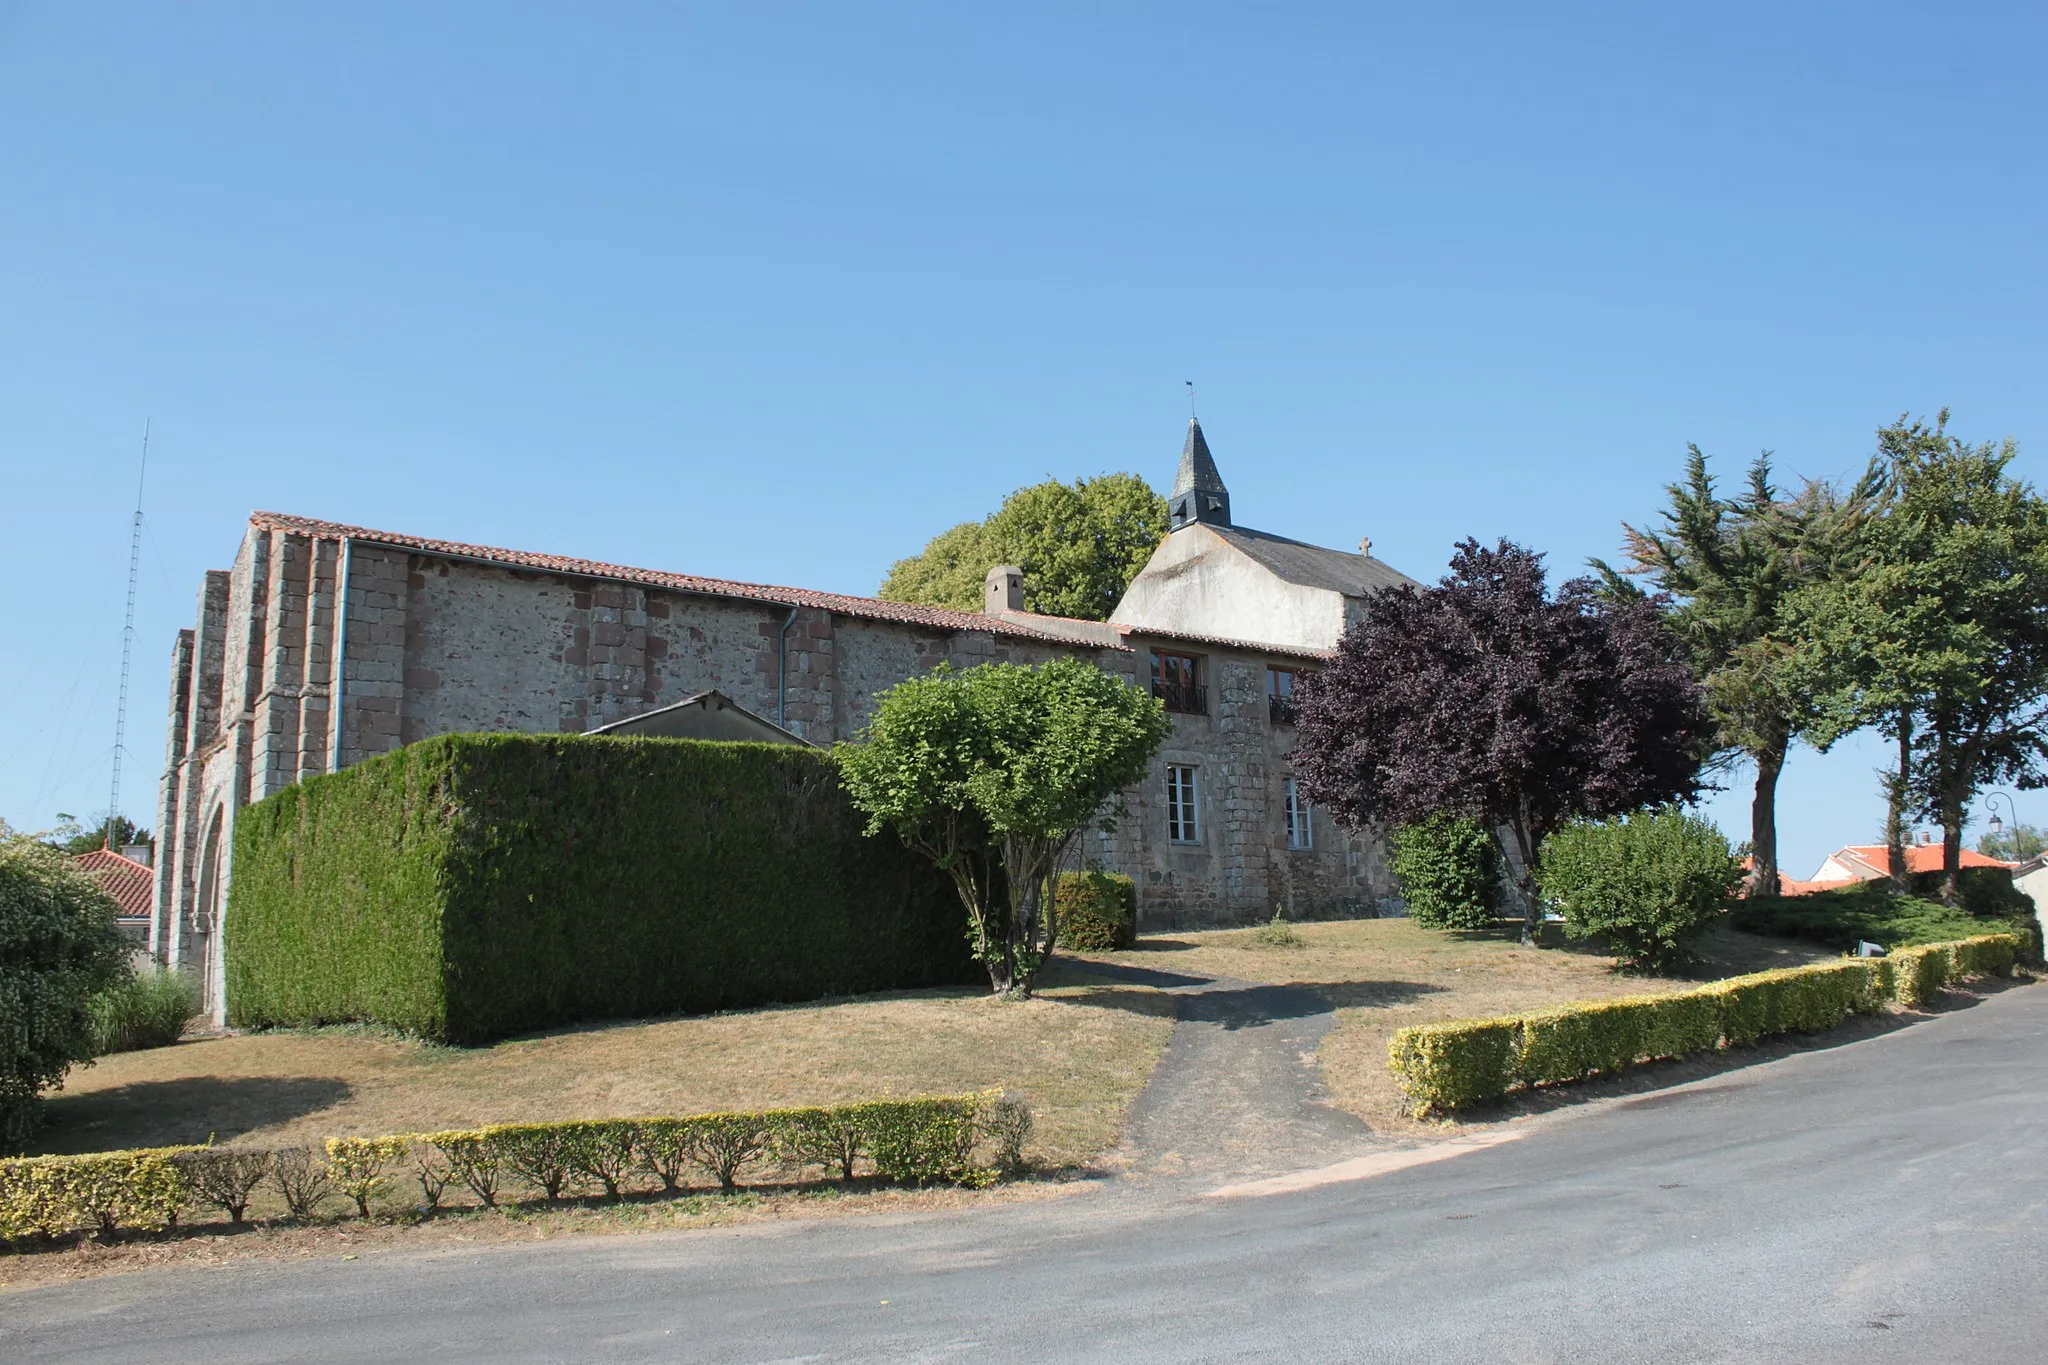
xmin=2 ymin=3 xmax=2042 ymax=875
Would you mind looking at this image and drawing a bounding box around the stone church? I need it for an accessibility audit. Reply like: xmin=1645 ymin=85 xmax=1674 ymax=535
xmin=152 ymin=419 xmax=1418 ymax=1012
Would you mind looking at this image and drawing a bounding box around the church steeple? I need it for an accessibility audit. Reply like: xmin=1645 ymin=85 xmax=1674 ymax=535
xmin=1168 ymin=417 xmax=1231 ymax=531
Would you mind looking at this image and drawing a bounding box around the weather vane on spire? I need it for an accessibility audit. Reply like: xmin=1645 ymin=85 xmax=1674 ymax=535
xmin=1185 ymin=380 xmax=1196 ymax=420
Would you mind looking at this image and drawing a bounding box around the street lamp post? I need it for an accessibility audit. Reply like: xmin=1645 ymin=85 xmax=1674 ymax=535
xmin=1983 ymin=791 xmax=2021 ymax=856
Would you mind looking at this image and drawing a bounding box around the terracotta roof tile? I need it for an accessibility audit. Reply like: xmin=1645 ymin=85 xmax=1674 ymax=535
xmin=73 ymin=849 xmax=153 ymax=921
xmin=1834 ymin=844 xmax=2013 ymax=877
xmin=250 ymin=512 xmax=1130 ymax=650
xmin=1113 ymin=623 xmax=1333 ymax=661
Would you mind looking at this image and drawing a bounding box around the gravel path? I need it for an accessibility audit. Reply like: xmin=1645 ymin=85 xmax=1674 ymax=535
xmin=1079 ymin=960 xmax=1387 ymax=1179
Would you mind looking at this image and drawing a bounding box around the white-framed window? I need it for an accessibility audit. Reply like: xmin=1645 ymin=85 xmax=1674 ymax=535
xmin=1285 ymin=777 xmax=1312 ymax=850
xmin=1167 ymin=764 xmax=1201 ymax=844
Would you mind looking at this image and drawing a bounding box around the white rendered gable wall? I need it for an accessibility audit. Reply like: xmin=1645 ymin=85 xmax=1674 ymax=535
xmin=1110 ymin=524 xmax=1348 ymax=653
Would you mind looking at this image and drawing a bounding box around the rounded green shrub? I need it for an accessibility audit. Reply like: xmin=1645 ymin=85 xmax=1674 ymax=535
xmin=1537 ymin=807 xmax=1741 ymax=974
xmin=1054 ymin=870 xmax=1137 ymax=950
xmin=1390 ymin=813 xmax=1501 ymax=930
xmin=0 ymin=835 xmax=130 ymax=1149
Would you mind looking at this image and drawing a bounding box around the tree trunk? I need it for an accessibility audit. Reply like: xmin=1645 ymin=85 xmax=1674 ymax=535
xmin=1508 ymin=803 xmax=1542 ymax=947
xmin=1939 ymin=775 xmax=1966 ymax=907
xmin=938 ymin=850 xmax=1012 ymax=995
xmin=1008 ymin=869 xmax=1042 ymax=997
xmin=1747 ymin=737 xmax=1786 ymax=898
xmin=1885 ymin=712 xmax=1912 ymax=891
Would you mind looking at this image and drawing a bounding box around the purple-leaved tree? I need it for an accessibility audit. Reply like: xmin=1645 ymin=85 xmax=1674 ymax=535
xmin=1292 ymin=538 xmax=1712 ymax=943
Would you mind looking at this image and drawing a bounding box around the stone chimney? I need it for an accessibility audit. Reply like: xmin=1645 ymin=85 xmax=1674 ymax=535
xmin=985 ymin=564 xmax=1025 ymax=615
xmin=121 ymin=843 xmax=152 ymax=867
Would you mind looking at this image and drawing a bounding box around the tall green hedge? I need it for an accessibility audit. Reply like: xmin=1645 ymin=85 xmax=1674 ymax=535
xmin=228 ymin=736 xmax=977 ymax=1043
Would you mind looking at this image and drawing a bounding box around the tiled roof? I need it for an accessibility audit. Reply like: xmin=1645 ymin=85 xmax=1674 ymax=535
xmin=1771 ymin=876 xmax=1840 ymax=897
xmin=250 ymin=513 xmax=1129 ymax=649
xmin=1113 ymin=622 xmax=1333 ymax=662
xmin=74 ymin=848 xmax=153 ymax=921
xmin=1831 ymin=844 xmax=2014 ymax=879
xmin=1211 ymin=524 xmax=1419 ymax=598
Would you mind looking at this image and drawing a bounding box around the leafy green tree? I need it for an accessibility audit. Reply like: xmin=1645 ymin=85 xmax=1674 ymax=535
xmin=1603 ymin=448 xmax=1878 ymax=896
xmin=1979 ymin=822 xmax=2046 ymax=863
xmin=837 ymin=658 xmax=1170 ymax=995
xmin=873 ymin=521 xmax=999 ymax=615
xmin=1 ymin=832 xmax=130 ymax=1147
xmin=1389 ymin=814 xmax=1501 ymax=930
xmin=1293 ymin=539 xmax=1711 ymax=944
xmin=880 ymin=473 xmax=1167 ymax=620
xmin=1789 ymin=413 xmax=2048 ymax=901
xmin=1537 ymin=807 xmax=1742 ymax=974
xmin=48 ymin=813 xmax=151 ymax=857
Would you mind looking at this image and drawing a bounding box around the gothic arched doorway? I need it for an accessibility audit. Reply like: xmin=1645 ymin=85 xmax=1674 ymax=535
xmin=193 ymin=805 xmax=226 ymax=1020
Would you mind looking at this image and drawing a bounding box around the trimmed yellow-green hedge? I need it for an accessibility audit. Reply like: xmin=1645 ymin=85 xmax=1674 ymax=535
xmin=1517 ymin=992 xmax=1724 ymax=1087
xmin=1387 ymin=1019 xmax=1520 ymax=1113
xmin=0 ymin=1092 xmax=1029 ymax=1245
xmin=1388 ymin=933 xmax=2024 ymax=1116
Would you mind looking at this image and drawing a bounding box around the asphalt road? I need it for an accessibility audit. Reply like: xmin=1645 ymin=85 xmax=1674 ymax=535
xmin=8 ymin=983 xmax=2045 ymax=1364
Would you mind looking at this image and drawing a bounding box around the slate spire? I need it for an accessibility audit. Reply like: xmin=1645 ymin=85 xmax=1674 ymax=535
xmin=1168 ymin=417 xmax=1231 ymax=530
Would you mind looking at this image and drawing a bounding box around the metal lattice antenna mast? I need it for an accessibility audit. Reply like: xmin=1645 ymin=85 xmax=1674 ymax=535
xmin=106 ymin=421 xmax=149 ymax=850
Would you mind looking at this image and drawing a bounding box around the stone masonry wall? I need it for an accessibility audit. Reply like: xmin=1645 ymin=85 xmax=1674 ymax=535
xmin=157 ymin=524 xmax=1396 ymax=983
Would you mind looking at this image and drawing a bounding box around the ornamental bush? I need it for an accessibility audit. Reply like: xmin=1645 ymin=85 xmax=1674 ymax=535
xmin=87 ymin=965 xmax=197 ymax=1055
xmin=1537 ymin=807 xmax=1741 ymax=973
xmin=1731 ymin=879 xmax=2035 ymax=958
xmin=0 ymin=836 xmax=131 ymax=1149
xmin=1054 ymin=870 xmax=1137 ymax=950
xmin=1389 ymin=813 xmax=1502 ymax=930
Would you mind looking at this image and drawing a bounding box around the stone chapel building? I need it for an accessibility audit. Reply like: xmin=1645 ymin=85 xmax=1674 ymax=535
xmin=152 ymin=419 xmax=1418 ymax=1012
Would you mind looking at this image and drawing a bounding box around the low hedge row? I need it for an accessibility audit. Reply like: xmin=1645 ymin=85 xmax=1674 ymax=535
xmin=0 ymin=1092 xmax=1030 ymax=1244
xmin=1388 ymin=933 xmax=2024 ymax=1116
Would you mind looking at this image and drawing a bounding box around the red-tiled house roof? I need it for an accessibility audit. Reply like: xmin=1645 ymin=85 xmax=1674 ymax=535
xmin=73 ymin=848 xmax=153 ymax=922
xmin=1827 ymin=844 xmax=2014 ymax=880
xmin=252 ymin=512 xmax=1130 ymax=650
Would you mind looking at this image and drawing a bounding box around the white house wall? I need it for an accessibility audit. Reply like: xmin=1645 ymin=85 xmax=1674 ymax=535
xmin=1111 ymin=524 xmax=1347 ymax=653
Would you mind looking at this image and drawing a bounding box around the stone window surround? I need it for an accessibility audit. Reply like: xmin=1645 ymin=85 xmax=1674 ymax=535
xmin=1166 ymin=763 xmax=1201 ymax=844
xmin=1285 ymin=776 xmax=1312 ymax=850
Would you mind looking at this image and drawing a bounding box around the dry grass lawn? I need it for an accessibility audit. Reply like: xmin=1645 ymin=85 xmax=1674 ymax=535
xmin=33 ymin=979 xmax=1174 ymax=1169
xmin=1068 ymin=917 xmax=1836 ymax=1138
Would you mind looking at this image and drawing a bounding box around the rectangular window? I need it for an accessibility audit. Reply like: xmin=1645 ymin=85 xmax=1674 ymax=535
xmin=1285 ymin=777 xmax=1312 ymax=850
xmin=1152 ymin=651 xmax=1207 ymax=715
xmin=1268 ymin=667 xmax=1298 ymax=725
xmin=1167 ymin=765 xmax=1201 ymax=844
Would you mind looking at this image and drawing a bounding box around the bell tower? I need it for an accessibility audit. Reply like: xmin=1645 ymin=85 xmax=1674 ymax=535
xmin=1167 ymin=417 xmax=1231 ymax=531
